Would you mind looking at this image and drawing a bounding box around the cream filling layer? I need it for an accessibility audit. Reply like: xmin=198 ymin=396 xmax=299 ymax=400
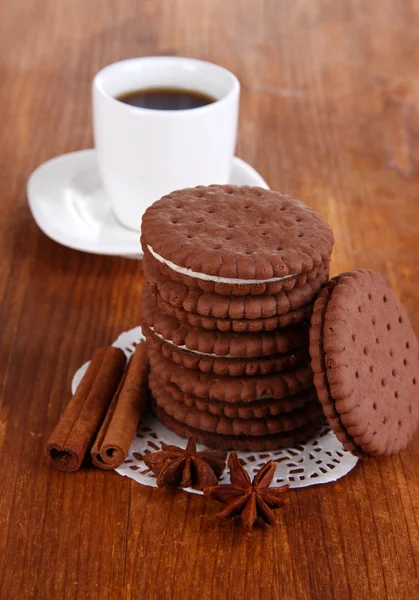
xmin=151 ymin=328 xmax=234 ymax=358
xmin=147 ymin=245 xmax=298 ymax=284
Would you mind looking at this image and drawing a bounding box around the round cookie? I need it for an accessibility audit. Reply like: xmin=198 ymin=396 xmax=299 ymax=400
xmin=149 ymin=373 xmax=319 ymax=418
xmin=148 ymin=345 xmax=313 ymax=403
xmin=309 ymin=269 xmax=419 ymax=458
xmin=141 ymin=185 xmax=334 ymax=296
xmin=141 ymin=284 xmax=309 ymax=357
xmin=152 ymin=402 xmax=324 ymax=450
xmin=153 ymin=289 xmax=313 ymax=332
xmin=153 ymin=384 xmax=323 ymax=436
xmin=145 ymin=325 xmax=309 ymax=376
xmin=143 ymin=254 xmax=329 ymax=318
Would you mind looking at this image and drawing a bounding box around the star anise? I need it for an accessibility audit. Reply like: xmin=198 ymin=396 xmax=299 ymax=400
xmin=204 ymin=452 xmax=289 ymax=533
xmin=143 ymin=437 xmax=228 ymax=490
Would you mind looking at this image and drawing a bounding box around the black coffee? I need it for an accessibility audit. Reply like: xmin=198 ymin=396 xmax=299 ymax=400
xmin=116 ymin=87 xmax=216 ymax=110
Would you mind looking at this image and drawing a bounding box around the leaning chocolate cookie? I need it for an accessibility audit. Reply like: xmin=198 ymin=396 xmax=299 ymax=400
xmin=309 ymin=269 xmax=419 ymax=457
xmin=141 ymin=185 xmax=334 ymax=296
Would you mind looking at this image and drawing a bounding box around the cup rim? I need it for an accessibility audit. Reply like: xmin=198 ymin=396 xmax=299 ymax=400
xmin=93 ymin=56 xmax=240 ymax=116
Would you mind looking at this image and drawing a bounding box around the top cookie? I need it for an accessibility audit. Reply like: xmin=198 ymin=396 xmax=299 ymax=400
xmin=309 ymin=269 xmax=419 ymax=457
xmin=141 ymin=185 xmax=334 ymax=295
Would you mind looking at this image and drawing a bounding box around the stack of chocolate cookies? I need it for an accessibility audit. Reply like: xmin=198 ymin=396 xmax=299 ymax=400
xmin=140 ymin=185 xmax=334 ymax=450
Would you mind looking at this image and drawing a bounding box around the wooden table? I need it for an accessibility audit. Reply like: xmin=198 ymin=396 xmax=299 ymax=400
xmin=1 ymin=1 xmax=418 ymax=598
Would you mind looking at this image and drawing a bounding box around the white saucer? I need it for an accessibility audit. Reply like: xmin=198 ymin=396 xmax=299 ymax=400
xmin=27 ymin=149 xmax=269 ymax=258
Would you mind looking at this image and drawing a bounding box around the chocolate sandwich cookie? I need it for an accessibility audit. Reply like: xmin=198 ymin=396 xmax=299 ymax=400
xmin=143 ymin=254 xmax=329 ymax=319
xmin=153 ymin=386 xmax=323 ymax=436
xmin=153 ymin=290 xmax=314 ymax=332
xmin=142 ymin=285 xmax=309 ymax=357
xmin=141 ymin=185 xmax=334 ymax=296
xmin=149 ymin=373 xmax=319 ymax=418
xmin=145 ymin=325 xmax=309 ymax=376
xmin=152 ymin=403 xmax=324 ymax=450
xmin=309 ymin=269 xmax=419 ymax=457
xmin=148 ymin=345 xmax=313 ymax=403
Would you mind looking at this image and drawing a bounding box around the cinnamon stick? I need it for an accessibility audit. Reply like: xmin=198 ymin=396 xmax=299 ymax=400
xmin=46 ymin=347 xmax=126 ymax=472
xmin=91 ymin=342 xmax=149 ymax=469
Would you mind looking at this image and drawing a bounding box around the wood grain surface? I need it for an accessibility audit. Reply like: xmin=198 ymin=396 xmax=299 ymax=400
xmin=0 ymin=1 xmax=418 ymax=598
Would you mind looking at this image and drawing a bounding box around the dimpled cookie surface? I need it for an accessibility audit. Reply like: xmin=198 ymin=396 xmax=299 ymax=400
xmin=309 ymin=269 xmax=419 ymax=457
xmin=141 ymin=185 xmax=334 ymax=294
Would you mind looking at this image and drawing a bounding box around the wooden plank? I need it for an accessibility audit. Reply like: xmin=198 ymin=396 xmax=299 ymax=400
xmin=0 ymin=0 xmax=417 ymax=598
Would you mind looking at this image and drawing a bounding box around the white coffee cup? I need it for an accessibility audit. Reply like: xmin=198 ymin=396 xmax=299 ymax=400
xmin=92 ymin=56 xmax=240 ymax=231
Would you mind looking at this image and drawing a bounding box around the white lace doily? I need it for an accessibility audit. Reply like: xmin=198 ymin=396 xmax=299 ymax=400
xmin=72 ymin=326 xmax=358 ymax=492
